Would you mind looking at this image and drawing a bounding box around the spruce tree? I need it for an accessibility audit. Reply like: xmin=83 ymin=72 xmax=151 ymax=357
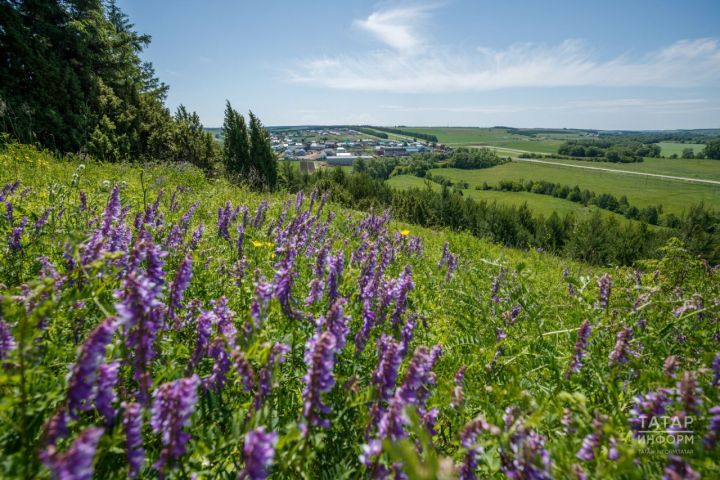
xmin=222 ymin=101 xmax=250 ymax=177
xmin=248 ymin=111 xmax=278 ymax=189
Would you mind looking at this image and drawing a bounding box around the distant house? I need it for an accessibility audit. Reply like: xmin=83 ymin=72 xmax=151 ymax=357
xmin=378 ymin=146 xmax=408 ymax=157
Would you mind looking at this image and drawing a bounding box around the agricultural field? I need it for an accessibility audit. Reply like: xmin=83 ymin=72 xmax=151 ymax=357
xmin=425 ymin=162 xmax=720 ymax=215
xmin=531 ymin=156 xmax=720 ymax=182
xmin=658 ymin=142 xmax=706 ymax=157
xmin=399 ymin=127 xmax=580 ymax=153
xmin=387 ymin=174 xmax=645 ymax=223
xmin=2 ymin=144 xmax=719 ymax=479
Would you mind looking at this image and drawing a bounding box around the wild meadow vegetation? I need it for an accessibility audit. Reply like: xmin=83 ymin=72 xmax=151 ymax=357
xmin=1 ymin=145 xmax=720 ymax=480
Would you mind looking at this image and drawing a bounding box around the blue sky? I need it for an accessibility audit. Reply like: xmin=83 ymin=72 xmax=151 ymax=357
xmin=117 ymin=0 xmax=720 ymax=129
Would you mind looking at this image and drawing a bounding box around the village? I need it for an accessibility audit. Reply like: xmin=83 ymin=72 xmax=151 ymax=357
xmin=266 ymin=127 xmax=447 ymax=172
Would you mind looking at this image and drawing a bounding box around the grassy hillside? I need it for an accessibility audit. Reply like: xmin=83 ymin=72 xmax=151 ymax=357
xmin=401 ymin=127 xmax=567 ymax=153
xmin=1 ymin=144 xmax=718 ymax=479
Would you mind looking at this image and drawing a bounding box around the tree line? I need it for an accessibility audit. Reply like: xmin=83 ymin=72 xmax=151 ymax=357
xmin=368 ymin=126 xmax=439 ymax=143
xmin=0 ymin=0 xmax=278 ymax=188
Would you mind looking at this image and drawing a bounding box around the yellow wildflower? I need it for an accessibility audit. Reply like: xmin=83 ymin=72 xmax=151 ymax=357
xmin=251 ymin=240 xmax=264 ymax=247
xmin=400 ymin=229 xmax=410 ymax=236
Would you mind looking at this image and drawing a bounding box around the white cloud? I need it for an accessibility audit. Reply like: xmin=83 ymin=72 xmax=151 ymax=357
xmin=289 ymin=13 xmax=720 ymax=93
xmin=353 ymin=4 xmax=435 ymax=53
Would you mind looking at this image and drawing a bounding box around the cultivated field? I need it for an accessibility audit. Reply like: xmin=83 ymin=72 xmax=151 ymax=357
xmin=658 ymin=141 xmax=706 ymax=157
xmin=422 ymin=162 xmax=719 ymax=215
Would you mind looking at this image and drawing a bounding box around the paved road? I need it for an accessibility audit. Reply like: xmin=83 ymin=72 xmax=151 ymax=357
xmin=472 ymin=145 xmax=720 ymax=186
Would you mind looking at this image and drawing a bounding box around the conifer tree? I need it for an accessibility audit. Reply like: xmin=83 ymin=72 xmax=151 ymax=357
xmin=248 ymin=110 xmax=278 ymax=189
xmin=222 ymin=101 xmax=250 ymax=177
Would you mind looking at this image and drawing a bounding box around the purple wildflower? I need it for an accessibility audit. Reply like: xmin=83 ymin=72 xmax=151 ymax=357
xmin=451 ymin=366 xmax=466 ymax=409
xmin=188 ymin=224 xmax=204 ymax=250
xmin=608 ymin=325 xmax=637 ymax=366
xmin=713 ymin=353 xmax=720 ymax=387
xmin=704 ymin=405 xmax=720 ymax=448
xmin=42 ymin=426 xmax=104 ymax=480
xmin=4 ymin=201 xmax=12 ymax=223
xmin=391 ymin=265 xmax=414 ymax=327
xmin=596 ymin=273 xmax=612 ymax=310
xmin=8 ymin=221 xmax=25 ymax=251
xmin=116 ymin=273 xmax=163 ymax=404
xmin=213 ymin=297 xmax=237 ymax=347
xmin=325 ymin=298 xmax=350 ymax=351
xmin=663 ymin=455 xmax=700 ymax=480
xmin=34 ymin=208 xmax=51 ymax=232
xmin=231 ymin=350 xmax=256 ymax=393
xmin=190 ymin=309 xmax=215 ymax=368
xmin=168 ymin=255 xmax=192 ymax=327
xmin=663 ymin=355 xmax=679 ymax=378
xmin=204 ymin=337 xmax=231 ymax=392
xmin=499 ymin=424 xmax=553 ymax=480
xmin=326 ymin=251 xmax=344 ymax=302
xmin=302 ymin=331 xmax=337 ymax=429
xmin=0 ymin=319 xmax=16 ymax=361
xmin=150 ymin=375 xmax=200 ymax=474
xmin=95 ymin=361 xmax=120 ymax=423
xmin=566 ymin=320 xmax=592 ymax=378
xmin=677 ymin=371 xmax=702 ymax=415
xmin=67 ymin=317 xmax=118 ymax=416
xmin=253 ymin=343 xmax=289 ymax=410
xmin=101 ymin=184 xmax=121 ymax=236
xmin=396 ymin=345 xmax=438 ymax=408
xmin=241 ymin=427 xmax=278 ymax=480
xmin=400 ymin=315 xmax=417 ymax=356
xmin=629 ymin=389 xmax=672 ymax=438
xmin=122 ymin=402 xmax=145 ymax=478
xmin=372 ymin=335 xmax=403 ymax=402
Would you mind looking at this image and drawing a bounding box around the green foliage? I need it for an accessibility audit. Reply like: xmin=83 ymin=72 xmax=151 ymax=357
xmin=703 ymin=139 xmax=720 ymax=160
xmin=558 ymin=139 xmax=661 ymax=162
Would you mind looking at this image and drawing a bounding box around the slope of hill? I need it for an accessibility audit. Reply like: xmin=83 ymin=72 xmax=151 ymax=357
xmin=0 ymin=144 xmax=718 ymax=479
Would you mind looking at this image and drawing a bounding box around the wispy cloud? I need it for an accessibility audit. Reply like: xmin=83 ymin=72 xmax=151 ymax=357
xmin=289 ymin=5 xmax=720 ymax=93
xmin=353 ymin=4 xmax=435 ymax=52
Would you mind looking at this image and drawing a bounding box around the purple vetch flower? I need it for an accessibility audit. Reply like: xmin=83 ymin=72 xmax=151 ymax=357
xmin=499 ymin=424 xmax=553 ymax=480
xmin=677 ymin=371 xmax=702 ymax=415
xmin=95 ymin=361 xmax=120 ymax=423
xmin=438 ymin=242 xmax=451 ymax=267
xmin=704 ymin=405 xmax=720 ymax=448
xmin=67 ymin=317 xmax=118 ymax=416
xmin=400 ymin=315 xmax=417 ymax=356
xmin=217 ymin=201 xmax=233 ymax=240
xmin=0 ymin=319 xmax=16 ymax=361
xmin=168 ymin=255 xmax=193 ymax=327
xmin=451 ymin=366 xmax=467 ymax=409
xmin=102 ymin=184 xmax=121 ymax=236
xmin=4 ymin=201 xmax=13 ymax=223
xmin=188 ymin=224 xmax=204 ymax=250
xmin=461 ymin=416 xmax=501 ymax=449
xmin=253 ymin=200 xmax=268 ymax=228
xmin=566 ymin=320 xmax=592 ymax=379
xmin=123 ymin=402 xmax=145 ymax=478
xmin=354 ymin=298 xmax=376 ymax=353
xmin=490 ymin=268 xmax=504 ymax=303
xmin=713 ymin=353 xmax=720 ymax=387
xmin=8 ymin=220 xmax=25 ymax=251
xmin=241 ymin=426 xmax=278 ymax=480
xmin=204 ymin=337 xmax=231 ymax=392
xmin=213 ymin=297 xmax=237 ymax=347
xmin=302 ymin=331 xmax=337 ymax=429
xmin=596 ymin=273 xmax=612 ymax=310
xmin=79 ymin=191 xmax=87 ymax=211
xmin=326 ymin=251 xmax=344 ymax=302
xmin=232 ymin=349 xmax=256 ymax=393
xmin=396 ymin=345 xmax=438 ymax=408
xmin=608 ymin=325 xmax=637 ymax=366
xmin=253 ymin=343 xmax=290 ymax=410
xmin=324 ymin=298 xmax=350 ymax=351
xmin=116 ymin=272 xmax=163 ymax=404
xmin=629 ymin=389 xmax=672 ymax=438
xmin=372 ymin=335 xmax=403 ymax=402
xmin=34 ymin=208 xmax=52 ymax=232
xmin=503 ymin=304 xmax=522 ymax=326
xmin=663 ymin=455 xmax=700 ymax=480
xmin=607 ymin=436 xmax=619 ymax=460
xmin=190 ymin=309 xmax=216 ymax=368
xmin=42 ymin=426 xmax=104 ymax=480
xmin=39 ymin=409 xmax=69 ymax=467
xmin=576 ymin=429 xmax=601 ymax=461
xmin=663 ymin=356 xmax=679 ymax=378
xmin=391 ymin=265 xmax=414 ymax=327
xmin=150 ymin=375 xmax=200 ymax=474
